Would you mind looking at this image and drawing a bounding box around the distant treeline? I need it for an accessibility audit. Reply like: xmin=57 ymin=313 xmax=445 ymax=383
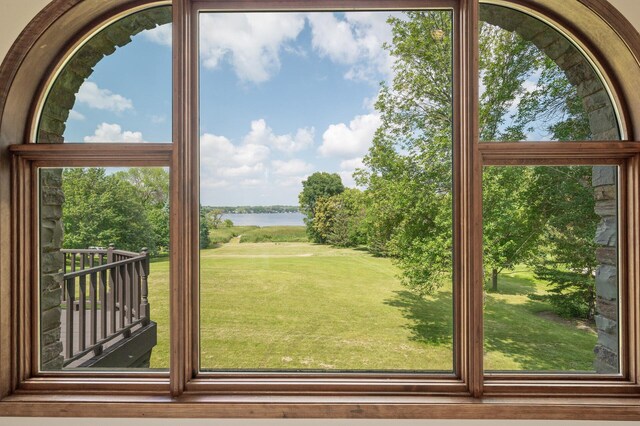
xmin=202 ymin=205 xmax=300 ymax=214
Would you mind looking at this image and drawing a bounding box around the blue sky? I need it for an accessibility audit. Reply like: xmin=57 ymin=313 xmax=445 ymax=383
xmin=63 ymin=11 xmax=404 ymax=206
xmin=61 ymin=9 xmax=565 ymax=206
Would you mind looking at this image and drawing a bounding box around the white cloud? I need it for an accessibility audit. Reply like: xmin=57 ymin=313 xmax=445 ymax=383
xmin=307 ymin=12 xmax=398 ymax=82
xmin=199 ymin=13 xmax=305 ymax=83
xmin=218 ymin=163 xmax=266 ymax=178
xmin=201 ymin=178 xmax=230 ymax=189
xmin=244 ymin=119 xmax=314 ymax=153
xmin=68 ymin=110 xmax=85 ymax=121
xmin=272 ymin=159 xmax=313 ymax=176
xmin=307 ymin=14 xmax=360 ymax=64
xmin=318 ymin=113 xmax=381 ymax=158
xmin=275 ymin=175 xmax=307 ymax=187
xmin=338 ymin=171 xmax=358 ymax=188
xmin=201 ymin=133 xmax=270 ymax=171
xmin=143 ymin=23 xmax=172 ymax=46
xmin=338 ymin=158 xmax=365 ymax=188
xmin=84 ymin=123 xmax=144 ymax=143
xmin=76 ymin=82 xmax=133 ymax=113
xmin=240 ymin=178 xmax=264 ymax=187
xmin=200 ymin=133 xmax=270 ymax=189
xmin=340 ymin=157 xmax=364 ymax=171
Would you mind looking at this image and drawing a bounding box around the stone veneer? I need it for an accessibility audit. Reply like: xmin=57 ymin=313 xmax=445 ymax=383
xmin=38 ymin=6 xmax=171 ymax=369
xmin=481 ymin=5 xmax=620 ymax=373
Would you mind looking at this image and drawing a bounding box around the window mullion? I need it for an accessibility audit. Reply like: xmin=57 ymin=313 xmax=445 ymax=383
xmin=171 ymin=0 xmax=194 ymax=398
xmin=480 ymin=141 xmax=640 ymax=165
xmin=457 ymin=0 xmax=482 ymax=397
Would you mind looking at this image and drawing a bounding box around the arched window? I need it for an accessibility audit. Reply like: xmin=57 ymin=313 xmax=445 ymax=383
xmin=2 ymin=0 xmax=640 ymax=419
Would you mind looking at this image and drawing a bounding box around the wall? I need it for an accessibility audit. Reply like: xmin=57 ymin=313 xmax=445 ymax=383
xmin=0 ymin=0 xmax=639 ymax=424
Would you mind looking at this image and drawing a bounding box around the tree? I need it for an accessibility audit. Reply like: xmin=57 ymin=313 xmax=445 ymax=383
xmin=205 ymin=209 xmax=224 ymax=229
xmin=358 ymin=11 xmax=593 ymax=296
xmin=200 ymin=206 xmax=210 ymax=249
xmin=299 ymin=172 xmax=345 ymax=243
xmin=62 ymin=168 xmax=151 ymax=252
xmin=116 ymin=167 xmax=171 ymax=253
xmin=312 ymin=188 xmax=367 ymax=247
xmin=526 ymin=166 xmax=599 ymax=320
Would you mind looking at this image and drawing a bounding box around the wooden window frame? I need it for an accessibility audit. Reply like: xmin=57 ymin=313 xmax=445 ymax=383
xmin=2 ymin=0 xmax=640 ymax=419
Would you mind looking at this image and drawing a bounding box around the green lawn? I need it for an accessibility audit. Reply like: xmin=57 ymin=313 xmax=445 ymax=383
xmin=147 ymin=240 xmax=597 ymax=372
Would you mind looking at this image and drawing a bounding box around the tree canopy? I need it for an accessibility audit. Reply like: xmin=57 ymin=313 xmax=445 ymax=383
xmin=307 ymin=11 xmax=597 ymax=309
xmin=299 ymin=172 xmax=345 ymax=243
xmin=62 ymin=167 xmax=170 ymax=254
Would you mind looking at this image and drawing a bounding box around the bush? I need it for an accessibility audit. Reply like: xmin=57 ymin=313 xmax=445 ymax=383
xmin=528 ymin=267 xmax=596 ymax=320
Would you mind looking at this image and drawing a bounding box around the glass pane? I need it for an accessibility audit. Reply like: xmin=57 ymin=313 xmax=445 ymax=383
xmin=39 ymin=167 xmax=170 ymax=371
xmin=479 ymin=5 xmax=620 ymax=142
xmin=199 ymin=10 xmax=454 ymax=371
xmin=37 ymin=6 xmax=172 ymax=143
xmin=483 ymin=165 xmax=619 ymax=373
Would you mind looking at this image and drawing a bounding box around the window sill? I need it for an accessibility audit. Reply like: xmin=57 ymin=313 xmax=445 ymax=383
xmin=1 ymin=393 xmax=640 ymax=419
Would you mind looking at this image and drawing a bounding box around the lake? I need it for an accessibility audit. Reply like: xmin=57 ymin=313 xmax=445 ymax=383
xmin=222 ymin=212 xmax=305 ymax=227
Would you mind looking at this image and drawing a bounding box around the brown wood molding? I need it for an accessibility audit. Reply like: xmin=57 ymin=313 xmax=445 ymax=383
xmin=0 ymin=0 xmax=82 ymax=121
xmin=3 ymin=0 xmax=640 ymax=420
xmin=9 ymin=143 xmax=173 ymax=166
xmin=191 ymin=0 xmax=457 ymax=10
xmin=2 ymin=394 xmax=640 ymax=419
xmin=480 ymin=141 xmax=640 ymax=164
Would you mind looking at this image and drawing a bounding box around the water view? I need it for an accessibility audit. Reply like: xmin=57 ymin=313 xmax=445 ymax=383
xmin=223 ymin=212 xmax=305 ymax=227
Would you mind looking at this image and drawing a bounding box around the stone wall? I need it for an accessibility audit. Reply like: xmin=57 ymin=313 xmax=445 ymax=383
xmin=40 ymin=169 xmax=64 ymax=369
xmin=481 ymin=5 xmax=620 ymax=373
xmin=37 ymin=6 xmax=171 ymax=369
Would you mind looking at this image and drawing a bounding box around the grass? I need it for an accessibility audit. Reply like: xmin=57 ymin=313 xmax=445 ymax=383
xmin=147 ymin=240 xmax=598 ymax=372
xmin=238 ymin=226 xmax=308 ymax=243
xmin=483 ymin=266 xmax=597 ymax=371
xmin=209 ymin=226 xmax=259 ymax=245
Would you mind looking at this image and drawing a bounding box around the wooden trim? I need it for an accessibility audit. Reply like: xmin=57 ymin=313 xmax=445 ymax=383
xmin=186 ymin=377 xmax=467 ymax=394
xmin=0 ymin=0 xmax=83 ymax=123
xmin=188 ymin=0 xmax=201 ymax=391
xmin=626 ymin=154 xmax=640 ymax=384
xmin=619 ymin=160 xmax=630 ymax=380
xmin=480 ymin=141 xmax=640 ymax=164
xmin=10 ymin=153 xmax=173 ymax=387
xmin=192 ymin=0 xmax=457 ymax=11
xmin=171 ymin=0 xmax=190 ymax=398
xmin=452 ymin=0 xmax=464 ymax=385
xmin=573 ymin=0 xmax=632 ymax=141
xmin=458 ymin=0 xmax=483 ymax=398
xmin=3 ymin=0 xmax=640 ymax=419
xmin=9 ymin=144 xmax=173 ymax=166
xmin=2 ymin=394 xmax=640 ymax=419
xmin=16 ymin=378 xmax=169 ymax=393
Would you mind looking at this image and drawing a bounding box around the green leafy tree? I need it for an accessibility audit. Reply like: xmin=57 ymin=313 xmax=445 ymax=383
xmin=312 ymin=188 xmax=367 ymax=247
xmin=205 ymin=209 xmax=224 ymax=230
xmin=62 ymin=168 xmax=151 ymax=252
xmin=299 ymin=172 xmax=345 ymax=243
xmin=116 ymin=167 xmax=170 ymax=253
xmin=200 ymin=206 xmax=210 ymax=249
xmin=526 ymin=166 xmax=599 ymax=320
xmin=358 ymin=11 xmax=593 ymax=296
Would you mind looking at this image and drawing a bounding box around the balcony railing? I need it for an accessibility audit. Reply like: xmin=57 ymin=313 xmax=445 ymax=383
xmin=61 ymin=244 xmax=151 ymax=367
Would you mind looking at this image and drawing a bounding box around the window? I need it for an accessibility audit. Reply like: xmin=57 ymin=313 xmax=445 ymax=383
xmin=2 ymin=0 xmax=640 ymax=419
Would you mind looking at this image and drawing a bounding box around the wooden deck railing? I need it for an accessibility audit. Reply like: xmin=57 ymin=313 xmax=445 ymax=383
xmin=61 ymin=244 xmax=150 ymax=366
